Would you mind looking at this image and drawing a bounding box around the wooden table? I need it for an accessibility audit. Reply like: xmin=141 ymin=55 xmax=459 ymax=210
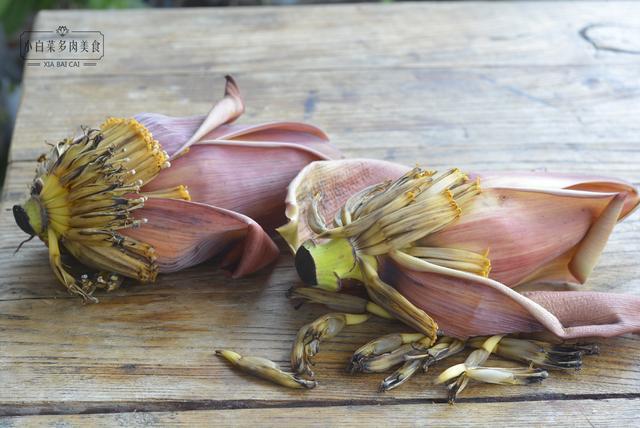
xmin=2 ymin=2 xmax=640 ymax=426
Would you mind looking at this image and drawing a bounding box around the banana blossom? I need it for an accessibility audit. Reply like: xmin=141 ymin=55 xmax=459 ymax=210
xmin=278 ymin=159 xmax=640 ymax=340
xmin=12 ymin=77 xmax=339 ymax=301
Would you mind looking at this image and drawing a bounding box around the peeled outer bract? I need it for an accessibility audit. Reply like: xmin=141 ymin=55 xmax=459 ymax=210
xmin=129 ymin=78 xmax=341 ymax=273
xmin=123 ymin=199 xmax=278 ymax=277
xmin=279 ymin=159 xmax=640 ymax=339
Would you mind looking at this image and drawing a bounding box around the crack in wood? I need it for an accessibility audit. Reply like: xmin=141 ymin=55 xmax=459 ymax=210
xmin=579 ymin=23 xmax=640 ymax=55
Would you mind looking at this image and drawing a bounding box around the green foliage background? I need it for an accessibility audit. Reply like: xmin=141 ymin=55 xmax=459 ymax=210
xmin=1 ymin=0 xmax=146 ymax=37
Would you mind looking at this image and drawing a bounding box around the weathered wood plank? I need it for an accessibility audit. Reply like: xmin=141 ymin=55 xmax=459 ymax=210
xmin=1 ymin=182 xmax=640 ymax=412
xmin=9 ymin=67 xmax=640 ymax=166
xmin=2 ymin=399 xmax=640 ymax=427
xmin=24 ymin=1 xmax=640 ymax=81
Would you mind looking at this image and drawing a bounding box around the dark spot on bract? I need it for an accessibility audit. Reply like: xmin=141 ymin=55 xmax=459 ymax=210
xmin=295 ymin=246 xmax=317 ymax=286
xmin=13 ymin=205 xmax=35 ymax=236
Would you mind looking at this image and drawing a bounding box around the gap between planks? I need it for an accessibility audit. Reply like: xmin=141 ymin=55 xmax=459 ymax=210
xmin=3 ymin=393 xmax=640 ymax=417
xmin=13 ymin=61 xmax=640 ymax=83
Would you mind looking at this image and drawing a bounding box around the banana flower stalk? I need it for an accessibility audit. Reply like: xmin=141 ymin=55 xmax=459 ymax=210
xmin=278 ymin=159 xmax=640 ymax=341
xmin=12 ymin=77 xmax=339 ymax=301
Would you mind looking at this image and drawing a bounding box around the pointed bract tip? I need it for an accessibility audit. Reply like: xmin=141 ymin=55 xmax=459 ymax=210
xmin=224 ymin=75 xmax=242 ymax=99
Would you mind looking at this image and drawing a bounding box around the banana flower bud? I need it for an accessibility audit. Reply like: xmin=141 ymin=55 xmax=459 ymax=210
xmin=278 ymin=159 xmax=640 ymax=340
xmin=13 ymin=76 xmax=339 ymax=301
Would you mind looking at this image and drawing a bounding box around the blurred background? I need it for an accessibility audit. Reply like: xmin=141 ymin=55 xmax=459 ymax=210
xmin=0 ymin=0 xmax=395 ymax=189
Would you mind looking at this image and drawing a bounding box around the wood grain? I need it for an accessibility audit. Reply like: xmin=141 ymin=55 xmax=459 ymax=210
xmin=2 ymin=188 xmax=640 ymax=415
xmin=23 ymin=2 xmax=640 ymax=81
xmin=3 ymin=399 xmax=640 ymax=427
xmin=3 ymin=1 xmax=640 ymax=424
xmin=8 ymin=67 xmax=640 ymax=170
